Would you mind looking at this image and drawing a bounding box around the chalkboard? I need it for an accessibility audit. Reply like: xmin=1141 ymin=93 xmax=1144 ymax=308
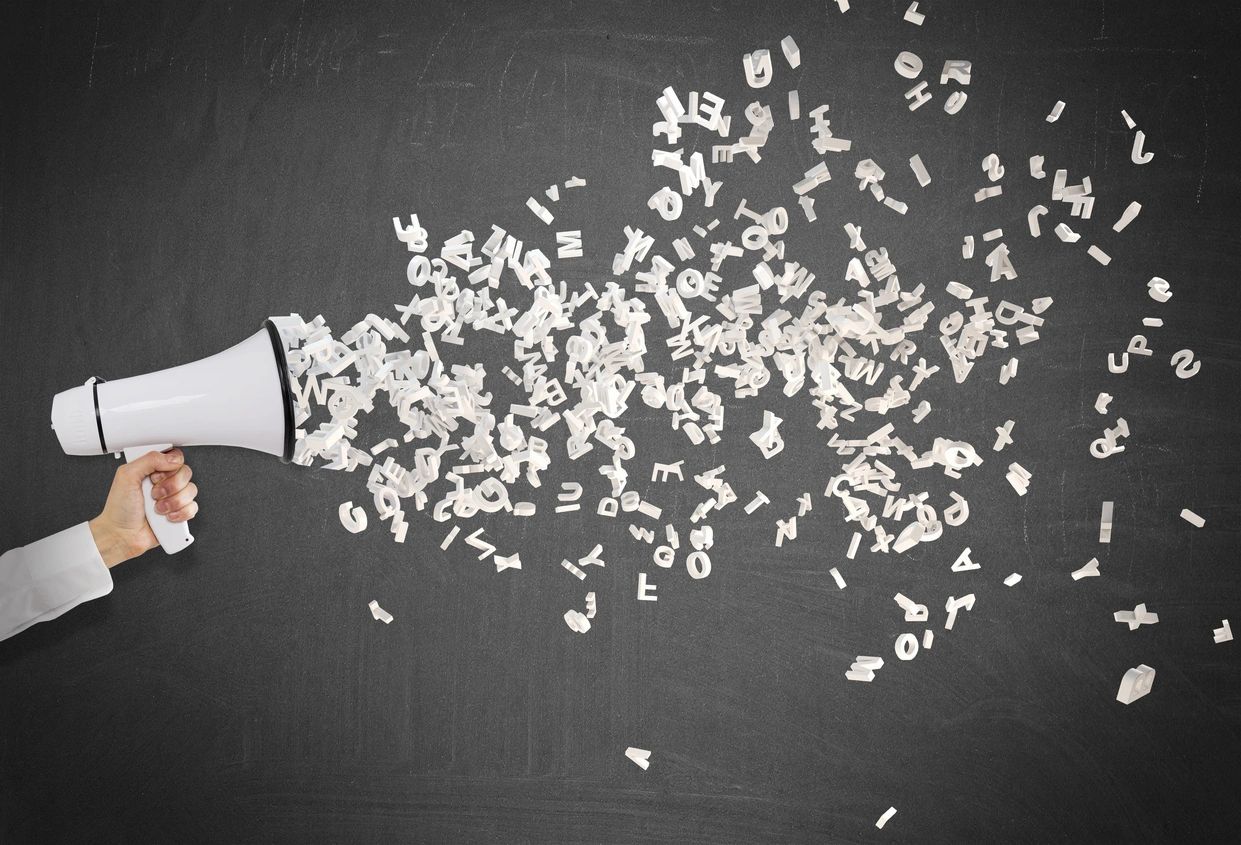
xmin=2 ymin=1 xmax=1240 ymax=842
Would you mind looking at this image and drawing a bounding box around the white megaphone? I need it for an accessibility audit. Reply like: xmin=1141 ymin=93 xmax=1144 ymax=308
xmin=50 ymin=319 xmax=295 ymax=554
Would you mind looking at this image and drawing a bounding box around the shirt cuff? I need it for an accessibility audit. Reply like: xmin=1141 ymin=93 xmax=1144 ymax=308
xmin=0 ymin=522 xmax=113 ymax=642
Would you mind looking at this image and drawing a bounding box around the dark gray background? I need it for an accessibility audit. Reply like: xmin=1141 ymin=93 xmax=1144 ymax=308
xmin=2 ymin=1 xmax=1239 ymax=842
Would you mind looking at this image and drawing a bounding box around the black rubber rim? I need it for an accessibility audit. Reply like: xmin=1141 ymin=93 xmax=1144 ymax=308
xmin=91 ymin=377 xmax=109 ymax=453
xmin=263 ymin=319 xmax=296 ymax=463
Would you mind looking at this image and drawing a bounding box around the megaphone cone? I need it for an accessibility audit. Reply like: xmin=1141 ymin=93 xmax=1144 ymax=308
xmin=50 ymin=319 xmax=296 ymax=554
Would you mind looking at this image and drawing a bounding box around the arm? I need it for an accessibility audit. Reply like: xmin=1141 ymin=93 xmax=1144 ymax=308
xmin=0 ymin=523 xmax=112 ymax=641
xmin=0 ymin=449 xmax=199 ymax=643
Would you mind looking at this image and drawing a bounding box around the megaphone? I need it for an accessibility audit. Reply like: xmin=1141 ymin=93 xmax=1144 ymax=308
xmin=50 ymin=319 xmax=295 ymax=554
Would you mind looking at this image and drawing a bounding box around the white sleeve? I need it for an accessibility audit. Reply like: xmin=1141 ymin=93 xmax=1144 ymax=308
xmin=0 ymin=523 xmax=113 ymax=642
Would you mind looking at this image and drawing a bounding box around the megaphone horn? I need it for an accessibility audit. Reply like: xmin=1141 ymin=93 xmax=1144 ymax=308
xmin=50 ymin=319 xmax=296 ymax=554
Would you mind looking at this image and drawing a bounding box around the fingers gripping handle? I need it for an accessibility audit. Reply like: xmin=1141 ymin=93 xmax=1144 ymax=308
xmin=122 ymin=444 xmax=194 ymax=554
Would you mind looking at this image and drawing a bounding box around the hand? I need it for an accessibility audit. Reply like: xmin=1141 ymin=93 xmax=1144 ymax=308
xmin=88 ymin=448 xmax=199 ymax=568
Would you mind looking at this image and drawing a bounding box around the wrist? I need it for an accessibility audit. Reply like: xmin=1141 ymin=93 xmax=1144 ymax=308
xmin=89 ymin=517 xmax=131 ymax=568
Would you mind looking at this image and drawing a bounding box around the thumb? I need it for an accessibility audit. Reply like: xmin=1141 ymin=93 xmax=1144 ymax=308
xmin=124 ymin=448 xmax=184 ymax=479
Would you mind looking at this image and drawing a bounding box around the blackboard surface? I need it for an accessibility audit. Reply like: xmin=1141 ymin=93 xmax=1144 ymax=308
xmin=2 ymin=1 xmax=1240 ymax=842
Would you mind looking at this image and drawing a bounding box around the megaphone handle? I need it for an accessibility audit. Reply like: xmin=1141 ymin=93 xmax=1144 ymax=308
xmin=121 ymin=444 xmax=195 ymax=554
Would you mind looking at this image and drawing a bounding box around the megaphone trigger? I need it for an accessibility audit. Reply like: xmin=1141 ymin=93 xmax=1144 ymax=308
xmin=122 ymin=443 xmax=195 ymax=554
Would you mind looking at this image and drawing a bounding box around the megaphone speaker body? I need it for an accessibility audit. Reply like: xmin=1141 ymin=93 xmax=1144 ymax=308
xmin=51 ymin=320 xmax=295 ymax=553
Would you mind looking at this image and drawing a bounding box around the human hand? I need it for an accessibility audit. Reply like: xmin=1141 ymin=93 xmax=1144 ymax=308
xmin=88 ymin=448 xmax=199 ymax=567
